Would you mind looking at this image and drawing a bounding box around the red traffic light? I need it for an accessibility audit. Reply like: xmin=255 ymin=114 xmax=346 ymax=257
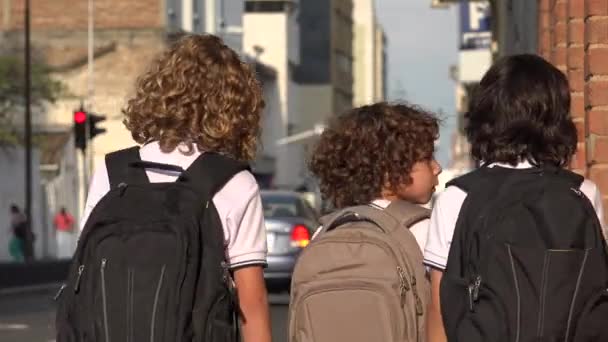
xmin=74 ymin=111 xmax=86 ymax=124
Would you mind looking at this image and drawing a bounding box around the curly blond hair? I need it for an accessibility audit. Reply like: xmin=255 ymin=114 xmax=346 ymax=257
xmin=122 ymin=34 xmax=264 ymax=161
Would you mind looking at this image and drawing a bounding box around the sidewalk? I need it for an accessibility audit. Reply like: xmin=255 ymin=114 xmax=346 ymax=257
xmin=0 ymin=260 xmax=70 ymax=294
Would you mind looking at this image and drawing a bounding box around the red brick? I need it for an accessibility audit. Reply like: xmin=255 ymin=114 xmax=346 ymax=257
xmin=8 ymin=0 xmax=163 ymax=30
xmin=540 ymin=31 xmax=552 ymax=54
xmin=554 ymin=46 xmax=568 ymax=67
xmin=588 ymin=48 xmax=608 ymax=75
xmin=587 ymin=80 xmax=608 ymax=107
xmin=570 ymin=0 xmax=585 ymax=18
xmin=568 ymin=46 xmax=585 ymax=69
xmin=555 ymin=22 xmax=569 ymax=45
xmin=555 ymin=0 xmax=568 ymax=20
xmin=569 ymin=20 xmax=585 ymax=44
xmin=592 ymin=136 xmax=608 ymax=163
xmin=575 ymin=119 xmax=586 ymax=140
xmin=590 ymin=110 xmax=608 ymax=135
xmin=590 ymin=166 xmax=608 ymax=192
xmin=569 ymin=69 xmax=585 ymax=92
xmin=540 ymin=12 xmax=553 ymax=30
xmin=572 ymin=94 xmax=586 ymax=117
xmin=587 ymin=0 xmax=608 ymax=15
xmin=587 ymin=18 xmax=608 ymax=44
xmin=540 ymin=0 xmax=552 ymax=11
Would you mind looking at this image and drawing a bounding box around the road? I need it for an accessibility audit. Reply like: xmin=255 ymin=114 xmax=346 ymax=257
xmin=0 ymin=285 xmax=290 ymax=342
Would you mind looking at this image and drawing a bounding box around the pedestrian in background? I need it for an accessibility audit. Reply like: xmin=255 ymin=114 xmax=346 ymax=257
xmin=9 ymin=204 xmax=34 ymax=263
xmin=425 ymin=54 xmax=608 ymax=342
xmin=8 ymin=204 xmax=25 ymax=262
xmin=53 ymin=207 xmax=74 ymax=259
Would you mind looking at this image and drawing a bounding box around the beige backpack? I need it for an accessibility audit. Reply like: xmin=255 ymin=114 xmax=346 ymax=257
xmin=288 ymin=200 xmax=431 ymax=342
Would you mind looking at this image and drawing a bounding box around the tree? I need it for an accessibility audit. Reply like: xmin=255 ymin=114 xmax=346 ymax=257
xmin=0 ymin=55 xmax=65 ymax=145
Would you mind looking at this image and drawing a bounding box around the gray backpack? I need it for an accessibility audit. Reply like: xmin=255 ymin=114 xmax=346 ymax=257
xmin=288 ymin=200 xmax=431 ymax=342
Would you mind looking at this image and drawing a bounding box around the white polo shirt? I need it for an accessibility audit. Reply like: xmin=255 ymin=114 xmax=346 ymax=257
xmin=80 ymin=142 xmax=268 ymax=269
xmin=423 ymin=162 xmax=606 ymax=270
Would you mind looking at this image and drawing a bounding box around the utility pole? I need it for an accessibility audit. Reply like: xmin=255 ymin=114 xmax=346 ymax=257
xmin=86 ymin=0 xmax=94 ymax=187
xmin=78 ymin=0 xmax=94 ymax=216
xmin=24 ymin=0 xmax=32 ymax=229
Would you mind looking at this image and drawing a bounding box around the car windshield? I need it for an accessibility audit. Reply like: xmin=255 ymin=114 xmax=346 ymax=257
xmin=262 ymin=194 xmax=314 ymax=219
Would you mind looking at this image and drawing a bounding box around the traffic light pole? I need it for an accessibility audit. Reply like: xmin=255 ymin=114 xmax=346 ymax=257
xmin=83 ymin=0 xmax=94 ymax=199
xmin=24 ymin=0 xmax=32 ymax=231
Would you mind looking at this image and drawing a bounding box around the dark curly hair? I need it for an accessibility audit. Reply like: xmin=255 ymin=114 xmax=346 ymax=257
xmin=465 ymin=54 xmax=577 ymax=167
xmin=122 ymin=34 xmax=264 ymax=161
xmin=309 ymin=102 xmax=439 ymax=209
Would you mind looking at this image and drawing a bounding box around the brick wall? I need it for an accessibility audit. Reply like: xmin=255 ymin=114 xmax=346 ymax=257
xmin=539 ymin=0 xmax=608 ymax=220
xmin=1 ymin=0 xmax=164 ymax=31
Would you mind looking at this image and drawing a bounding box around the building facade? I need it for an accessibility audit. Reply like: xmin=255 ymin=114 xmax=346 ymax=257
xmin=0 ymin=0 xmax=281 ymax=257
xmin=352 ymin=0 xmax=387 ymax=107
xmin=537 ymin=0 xmax=608 ymax=222
xmin=296 ymin=0 xmax=354 ymax=117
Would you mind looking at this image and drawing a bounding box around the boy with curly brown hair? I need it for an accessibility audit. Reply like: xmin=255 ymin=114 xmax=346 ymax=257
xmin=309 ymin=102 xmax=442 ymax=248
xmin=289 ymin=102 xmax=441 ymax=342
xmin=80 ymin=34 xmax=271 ymax=342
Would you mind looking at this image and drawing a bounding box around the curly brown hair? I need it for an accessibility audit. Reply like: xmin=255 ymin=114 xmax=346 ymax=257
xmin=309 ymin=102 xmax=439 ymax=208
xmin=122 ymin=34 xmax=264 ymax=161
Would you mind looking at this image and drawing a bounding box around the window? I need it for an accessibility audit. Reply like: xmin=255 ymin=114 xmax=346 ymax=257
xmin=262 ymin=194 xmax=317 ymax=221
xmin=245 ymin=1 xmax=289 ymax=13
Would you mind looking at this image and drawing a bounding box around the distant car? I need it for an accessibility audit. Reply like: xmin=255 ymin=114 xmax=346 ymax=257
xmin=261 ymin=190 xmax=319 ymax=289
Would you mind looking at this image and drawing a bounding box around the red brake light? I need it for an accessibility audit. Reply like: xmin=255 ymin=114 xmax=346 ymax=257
xmin=290 ymin=225 xmax=310 ymax=248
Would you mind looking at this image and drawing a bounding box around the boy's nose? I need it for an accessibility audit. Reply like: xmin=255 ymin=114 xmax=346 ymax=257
xmin=433 ymin=160 xmax=442 ymax=176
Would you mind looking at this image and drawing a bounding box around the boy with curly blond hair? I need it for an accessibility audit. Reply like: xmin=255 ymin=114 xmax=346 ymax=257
xmin=79 ymin=34 xmax=270 ymax=342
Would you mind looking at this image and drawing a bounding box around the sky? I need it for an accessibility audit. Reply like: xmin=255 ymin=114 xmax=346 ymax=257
xmin=376 ymin=0 xmax=459 ymax=167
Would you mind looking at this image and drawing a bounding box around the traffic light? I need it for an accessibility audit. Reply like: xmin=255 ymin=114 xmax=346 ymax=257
xmin=88 ymin=113 xmax=106 ymax=139
xmin=74 ymin=109 xmax=87 ymax=151
xmin=73 ymin=109 xmax=106 ymax=151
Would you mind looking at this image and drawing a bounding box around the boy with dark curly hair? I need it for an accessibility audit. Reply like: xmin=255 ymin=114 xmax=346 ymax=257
xmin=292 ymin=102 xmax=441 ymax=341
xmin=81 ymin=34 xmax=270 ymax=342
xmin=425 ymin=54 xmax=606 ymax=342
xmin=310 ymin=101 xmax=442 ymax=250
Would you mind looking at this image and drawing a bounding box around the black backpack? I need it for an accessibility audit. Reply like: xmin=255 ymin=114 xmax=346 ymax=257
xmin=440 ymin=165 xmax=608 ymax=342
xmin=55 ymin=146 xmax=248 ymax=342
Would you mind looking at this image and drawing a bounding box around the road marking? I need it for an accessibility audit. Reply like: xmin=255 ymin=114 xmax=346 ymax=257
xmin=0 ymin=323 xmax=29 ymax=330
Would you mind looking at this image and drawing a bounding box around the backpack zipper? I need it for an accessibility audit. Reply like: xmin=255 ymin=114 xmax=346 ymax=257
xmin=127 ymin=268 xmax=134 ymax=342
xmin=467 ymin=275 xmax=482 ymax=311
xmin=150 ymin=265 xmax=166 ymax=342
xmin=409 ymin=274 xmax=423 ymax=315
xmin=101 ymin=258 xmax=109 ymax=342
xmin=74 ymin=265 xmax=85 ymax=292
xmin=54 ymin=283 xmax=67 ymax=301
xmin=397 ymin=266 xmax=410 ymax=306
xmin=507 ymin=245 xmax=521 ymax=342
xmin=564 ymin=249 xmax=589 ymax=342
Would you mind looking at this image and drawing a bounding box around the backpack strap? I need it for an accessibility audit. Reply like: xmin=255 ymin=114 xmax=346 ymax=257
xmin=320 ymin=205 xmax=395 ymax=234
xmin=177 ymin=152 xmax=250 ymax=200
xmin=105 ymin=146 xmax=149 ymax=189
xmin=384 ymin=200 xmax=431 ymax=228
xmin=320 ymin=200 xmax=429 ymax=235
xmin=447 ymin=164 xmax=585 ymax=194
